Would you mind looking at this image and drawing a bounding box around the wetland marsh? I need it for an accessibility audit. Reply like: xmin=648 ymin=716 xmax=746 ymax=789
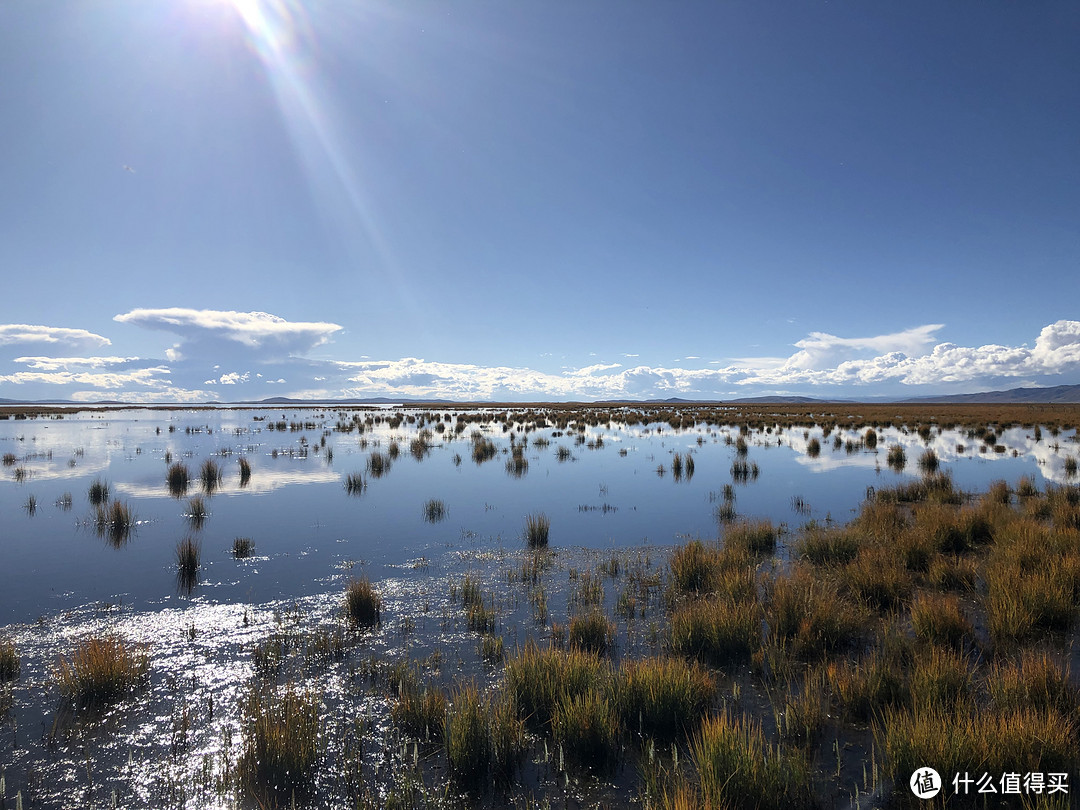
xmin=1 ymin=403 xmax=1080 ymax=808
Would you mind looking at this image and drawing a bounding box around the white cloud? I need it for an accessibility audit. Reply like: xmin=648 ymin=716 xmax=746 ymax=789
xmin=70 ymin=387 xmax=218 ymax=403
xmin=0 ymin=366 xmax=171 ymax=389
xmin=782 ymin=324 xmax=943 ymax=371
xmin=13 ymin=356 xmax=141 ymax=371
xmin=205 ymin=371 xmax=252 ymax=385
xmin=114 ymin=308 xmax=342 ymax=357
xmin=0 ymin=324 xmax=111 ymax=349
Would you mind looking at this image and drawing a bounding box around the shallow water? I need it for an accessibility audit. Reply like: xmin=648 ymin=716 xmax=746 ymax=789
xmin=1 ymin=407 xmax=1078 ymax=807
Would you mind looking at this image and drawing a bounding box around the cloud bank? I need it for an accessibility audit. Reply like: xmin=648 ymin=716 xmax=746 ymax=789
xmin=1 ymin=311 xmax=1078 ymax=402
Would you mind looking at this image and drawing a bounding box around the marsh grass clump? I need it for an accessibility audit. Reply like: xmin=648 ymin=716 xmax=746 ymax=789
xmin=692 ymin=711 xmax=813 ymax=810
xmin=444 ymin=684 xmax=525 ymax=784
xmin=232 ymin=536 xmax=254 ymax=558
xmin=238 ymin=456 xmax=252 ymax=486
xmin=805 ymin=437 xmax=821 ymax=458
xmin=568 ymin=610 xmax=615 ymax=654
xmin=345 ymin=577 xmax=381 ymax=628
xmin=344 ymin=472 xmax=367 ymax=495
xmin=552 ymin=687 xmax=621 ymax=767
xmin=886 ymin=444 xmax=906 ymax=471
xmin=724 ymin=519 xmax=777 ymax=556
xmin=423 ymin=498 xmax=447 ymax=523
xmin=392 ymin=668 xmax=447 ymax=739
xmin=444 ymin=683 xmax=490 ymax=783
xmin=87 ymin=477 xmax=109 ymax=505
xmin=240 ymin=684 xmax=322 ymax=802
xmin=94 ymin=500 xmax=136 ymax=546
xmin=767 ymin=568 xmax=865 ymax=658
xmin=1 ymin=452 xmax=16 ymax=466
xmin=506 ymin=642 xmax=608 ymax=728
xmin=200 ymin=458 xmax=221 ymax=493
xmin=166 ymin=462 xmax=189 ymax=497
xmin=910 ymin=593 xmax=972 ymax=648
xmin=985 ymin=652 xmax=1078 ymax=714
xmin=367 ymin=451 xmax=391 ymax=478
xmin=670 ymin=596 xmax=761 ymax=665
xmin=525 ymin=512 xmax=550 ymax=548
xmin=0 ymin=637 xmax=18 ymax=681
xmin=506 ymin=447 xmax=529 ymax=477
xmin=841 ymin=546 xmax=913 ymax=611
xmin=175 ymin=537 xmax=201 ymax=591
xmin=826 ymin=650 xmax=907 ymax=721
xmin=615 ymin=656 xmax=714 ymax=741
xmin=56 ymin=635 xmax=149 ymax=707
xmin=909 ymin=646 xmax=973 ymax=709
xmin=471 ymin=434 xmax=498 ymax=465
xmin=797 ymin=524 xmax=860 ymax=565
xmin=917 ymin=448 xmax=940 ymax=473
xmin=877 ymin=704 xmax=1077 ymax=792
xmin=185 ymin=494 xmax=208 ymax=527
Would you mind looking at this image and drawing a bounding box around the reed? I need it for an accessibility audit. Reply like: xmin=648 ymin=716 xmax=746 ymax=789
xmin=238 ymin=456 xmax=252 ymax=485
xmin=232 ymin=536 xmax=254 ymax=558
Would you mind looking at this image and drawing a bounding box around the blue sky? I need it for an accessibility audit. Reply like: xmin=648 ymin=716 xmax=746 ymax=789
xmin=1 ymin=0 xmax=1078 ymax=402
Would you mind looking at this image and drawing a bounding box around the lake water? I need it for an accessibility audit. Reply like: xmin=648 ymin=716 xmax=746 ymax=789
xmin=1 ymin=407 xmax=1075 ymax=625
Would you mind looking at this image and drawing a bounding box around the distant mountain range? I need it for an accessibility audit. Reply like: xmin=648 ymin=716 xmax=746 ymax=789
xmin=2 ymin=383 xmax=1079 ymax=407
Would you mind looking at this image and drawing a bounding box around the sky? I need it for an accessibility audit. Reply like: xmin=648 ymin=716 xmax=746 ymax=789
xmin=1 ymin=0 xmax=1078 ymax=403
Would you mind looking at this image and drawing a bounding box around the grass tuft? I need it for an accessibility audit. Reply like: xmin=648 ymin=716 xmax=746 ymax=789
xmin=166 ymin=462 xmax=189 ymax=497
xmin=0 ymin=637 xmax=19 ymax=682
xmin=87 ymin=477 xmax=110 ymax=505
xmin=423 ymin=498 xmax=447 ymax=523
xmin=345 ymin=577 xmax=381 ymax=628
xmin=232 ymin=536 xmax=254 ymax=558
xmin=239 ymin=684 xmax=322 ymax=802
xmin=56 ymin=635 xmax=149 ymax=706
xmin=525 ymin=512 xmax=550 ymax=548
